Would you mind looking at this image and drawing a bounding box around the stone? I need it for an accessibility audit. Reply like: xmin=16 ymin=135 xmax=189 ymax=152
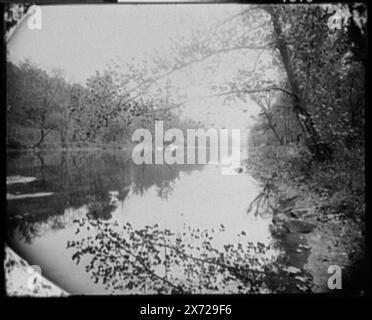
xmin=295 ymin=276 xmax=308 ymax=283
xmin=283 ymin=266 xmax=302 ymax=274
xmin=270 ymin=224 xmax=289 ymax=237
xmin=291 ymin=207 xmax=316 ymax=219
xmin=299 ymin=244 xmax=311 ymax=250
xmin=296 ymin=284 xmax=309 ymax=292
xmin=278 ymin=195 xmax=299 ymax=210
xmin=285 ymin=219 xmax=316 ymax=234
xmin=273 ymin=213 xmax=290 ymax=225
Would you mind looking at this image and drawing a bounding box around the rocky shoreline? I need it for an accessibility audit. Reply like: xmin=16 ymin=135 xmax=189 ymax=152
xmin=243 ymin=152 xmax=365 ymax=294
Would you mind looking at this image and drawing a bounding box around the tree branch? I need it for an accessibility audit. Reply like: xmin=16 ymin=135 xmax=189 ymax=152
xmin=111 ymin=42 xmax=275 ymax=114
xmin=148 ymin=85 xmax=296 ymax=114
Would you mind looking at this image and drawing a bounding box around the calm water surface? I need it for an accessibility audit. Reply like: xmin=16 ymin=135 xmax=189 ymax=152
xmin=7 ymin=149 xmax=306 ymax=294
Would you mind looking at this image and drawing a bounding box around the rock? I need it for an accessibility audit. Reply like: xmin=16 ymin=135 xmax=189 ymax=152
xmin=270 ymin=223 xmax=289 ymax=237
xmin=291 ymin=207 xmax=316 ymax=219
xmin=299 ymin=244 xmax=311 ymax=250
xmin=278 ymin=195 xmax=299 ymax=210
xmin=317 ymin=216 xmax=328 ymax=222
xmin=290 ymin=208 xmax=307 ymax=218
xmin=303 ymin=212 xmax=318 ymax=219
xmin=283 ymin=266 xmax=302 ymax=274
xmin=295 ymin=276 xmax=308 ymax=283
xmin=285 ymin=219 xmax=316 ymax=234
xmin=296 ymin=284 xmax=309 ymax=292
xmin=273 ymin=214 xmax=316 ymax=234
xmin=279 ymin=207 xmax=293 ymax=217
xmin=273 ymin=213 xmax=290 ymax=225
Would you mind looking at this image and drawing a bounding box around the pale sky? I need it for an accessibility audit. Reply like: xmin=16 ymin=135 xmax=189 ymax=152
xmin=7 ymin=4 xmax=270 ymax=130
xmin=8 ymin=4 xmax=242 ymax=83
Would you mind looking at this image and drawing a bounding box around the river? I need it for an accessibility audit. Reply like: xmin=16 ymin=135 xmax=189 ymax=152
xmin=6 ymin=149 xmax=310 ymax=294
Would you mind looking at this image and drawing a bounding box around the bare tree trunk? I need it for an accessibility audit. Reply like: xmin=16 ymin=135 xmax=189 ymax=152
xmin=267 ymin=7 xmax=332 ymax=161
xmin=33 ymin=109 xmax=47 ymax=149
xmin=283 ymin=116 xmax=288 ymax=145
xmin=257 ymin=100 xmax=284 ymax=146
xmin=267 ymin=119 xmax=283 ymax=145
xmin=32 ymin=127 xmax=54 ymax=149
xmin=33 ymin=129 xmax=45 ymax=149
xmin=61 ymin=132 xmax=67 ymax=148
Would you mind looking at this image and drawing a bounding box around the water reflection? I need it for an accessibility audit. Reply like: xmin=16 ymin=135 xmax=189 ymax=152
xmin=68 ymin=215 xmax=289 ymax=294
xmin=7 ymin=150 xmax=203 ymax=242
xmin=6 ymin=150 xmax=311 ymax=294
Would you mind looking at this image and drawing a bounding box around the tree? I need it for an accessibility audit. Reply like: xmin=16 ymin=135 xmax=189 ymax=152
xmin=251 ymin=94 xmax=284 ymax=146
xmin=96 ymin=5 xmax=365 ymax=161
xmin=7 ymin=61 xmax=62 ymax=148
xmin=54 ymin=83 xmax=84 ymax=148
xmin=7 ymin=61 xmax=87 ymax=149
xmin=67 ymin=215 xmax=299 ymax=293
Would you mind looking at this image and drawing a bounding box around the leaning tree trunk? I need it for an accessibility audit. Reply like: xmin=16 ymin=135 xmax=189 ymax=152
xmin=60 ymin=130 xmax=68 ymax=148
xmin=32 ymin=128 xmax=45 ymax=149
xmin=267 ymin=7 xmax=332 ymax=161
xmin=265 ymin=112 xmax=284 ymax=145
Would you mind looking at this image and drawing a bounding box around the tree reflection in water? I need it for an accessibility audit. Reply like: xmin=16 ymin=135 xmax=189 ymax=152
xmin=7 ymin=150 xmax=203 ymax=243
xmin=8 ymin=151 xmax=315 ymax=293
xmin=67 ymin=215 xmax=294 ymax=294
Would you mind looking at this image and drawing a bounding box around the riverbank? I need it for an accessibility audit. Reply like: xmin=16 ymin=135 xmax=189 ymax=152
xmin=5 ymin=245 xmax=68 ymax=297
xmin=244 ymin=145 xmax=366 ymax=294
xmin=6 ymin=143 xmax=131 ymax=153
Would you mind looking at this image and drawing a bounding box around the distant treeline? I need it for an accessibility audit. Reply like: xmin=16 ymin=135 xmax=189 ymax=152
xmin=6 ymin=61 xmax=202 ymax=150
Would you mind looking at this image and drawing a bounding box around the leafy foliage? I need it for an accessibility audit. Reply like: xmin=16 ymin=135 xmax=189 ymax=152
xmin=67 ymin=215 xmax=296 ymax=294
xmin=6 ymin=60 xmax=201 ymax=148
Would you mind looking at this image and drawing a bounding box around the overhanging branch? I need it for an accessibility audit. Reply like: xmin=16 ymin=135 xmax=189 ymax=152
xmin=149 ymin=86 xmax=297 ymax=113
xmin=112 ymin=42 xmax=275 ymax=114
